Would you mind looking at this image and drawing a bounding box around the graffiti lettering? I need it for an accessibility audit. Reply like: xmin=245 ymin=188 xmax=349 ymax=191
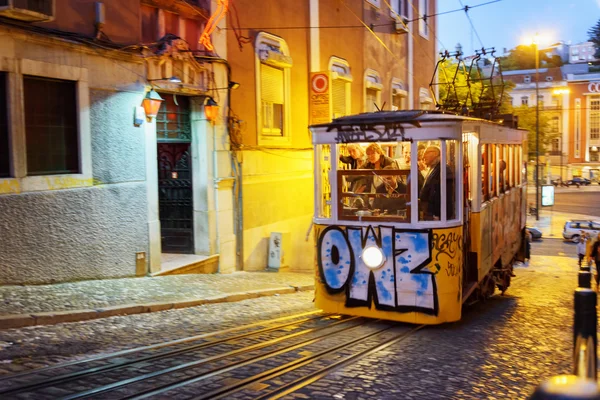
xmin=318 ymin=225 xmax=438 ymax=315
xmin=445 ymin=262 xmax=460 ymax=277
xmin=432 ymin=232 xmax=462 ymax=261
xmin=332 ymin=123 xmax=411 ymax=144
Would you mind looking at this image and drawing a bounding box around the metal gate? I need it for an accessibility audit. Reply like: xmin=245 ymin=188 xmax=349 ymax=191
xmin=156 ymin=94 xmax=194 ymax=254
xmin=158 ymin=143 xmax=194 ymax=253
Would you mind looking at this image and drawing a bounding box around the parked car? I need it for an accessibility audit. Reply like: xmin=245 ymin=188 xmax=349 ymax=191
xmin=527 ymin=227 xmax=543 ymax=240
xmin=565 ymin=177 xmax=592 ymax=186
xmin=562 ymin=220 xmax=600 ymax=242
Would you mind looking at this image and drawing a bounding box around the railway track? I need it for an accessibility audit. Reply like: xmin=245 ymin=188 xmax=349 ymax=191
xmin=0 ymin=311 xmax=423 ymax=399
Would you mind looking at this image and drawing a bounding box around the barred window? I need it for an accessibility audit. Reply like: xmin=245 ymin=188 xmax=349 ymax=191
xmin=0 ymin=73 xmax=8 ymax=178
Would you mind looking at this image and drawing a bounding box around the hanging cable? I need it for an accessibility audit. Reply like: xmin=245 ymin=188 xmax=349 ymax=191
xmin=457 ymin=0 xmax=485 ymax=50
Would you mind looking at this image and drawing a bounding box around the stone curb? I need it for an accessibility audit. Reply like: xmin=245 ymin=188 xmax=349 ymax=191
xmin=0 ymin=284 xmax=315 ymax=331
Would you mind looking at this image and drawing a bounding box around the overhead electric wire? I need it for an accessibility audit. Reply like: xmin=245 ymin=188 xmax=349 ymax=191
xmin=219 ymin=0 xmax=502 ymax=32
xmin=457 ymin=0 xmax=485 ymax=50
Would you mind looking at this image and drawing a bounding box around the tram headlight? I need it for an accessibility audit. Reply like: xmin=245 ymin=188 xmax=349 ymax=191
xmin=362 ymin=246 xmax=385 ymax=269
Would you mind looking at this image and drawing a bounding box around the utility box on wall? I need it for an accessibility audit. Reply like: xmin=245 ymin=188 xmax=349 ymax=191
xmin=267 ymin=232 xmax=283 ymax=271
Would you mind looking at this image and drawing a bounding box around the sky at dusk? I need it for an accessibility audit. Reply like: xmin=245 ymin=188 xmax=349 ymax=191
xmin=437 ymin=0 xmax=600 ymax=56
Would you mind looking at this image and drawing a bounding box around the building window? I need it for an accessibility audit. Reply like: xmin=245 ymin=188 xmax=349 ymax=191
xmin=419 ymin=87 xmax=433 ymax=110
xmin=364 ymin=69 xmax=382 ymax=112
xmin=551 ymin=138 xmax=559 ymax=153
xmin=549 ymin=115 xmax=560 ymax=133
xmin=255 ymin=32 xmax=292 ymax=145
xmin=391 ymin=79 xmax=407 ymax=111
xmin=418 ymin=0 xmax=429 ymax=38
xmin=330 ymin=57 xmax=352 ymax=119
xmin=591 ymin=95 xmax=600 ymax=140
xmin=521 ymin=96 xmax=528 ymax=106
xmin=156 ymin=94 xmax=191 ymax=142
xmin=545 ymin=76 xmax=553 ymax=82
xmin=551 ymin=95 xmax=560 ymax=107
xmin=0 ymin=73 xmax=8 ymax=178
xmin=24 ymin=76 xmax=79 ymax=176
xmin=390 ymin=0 xmax=406 ymax=18
xmin=524 ymin=75 xmax=531 ymax=83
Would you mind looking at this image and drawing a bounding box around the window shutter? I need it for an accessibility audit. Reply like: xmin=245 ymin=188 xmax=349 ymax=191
xmin=332 ymin=79 xmax=347 ymax=118
xmin=261 ymin=64 xmax=284 ymax=104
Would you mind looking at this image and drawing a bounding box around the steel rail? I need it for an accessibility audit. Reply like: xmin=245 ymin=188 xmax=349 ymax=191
xmin=253 ymin=325 xmax=425 ymax=400
xmin=0 ymin=312 xmax=331 ymax=396
xmin=0 ymin=309 xmax=323 ymax=383
xmin=130 ymin=322 xmax=398 ymax=400
xmin=64 ymin=316 xmax=366 ymax=400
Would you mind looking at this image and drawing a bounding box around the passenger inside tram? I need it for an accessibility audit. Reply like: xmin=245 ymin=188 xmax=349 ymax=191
xmin=418 ymin=144 xmax=456 ymax=221
xmin=371 ymin=165 xmax=408 ymax=216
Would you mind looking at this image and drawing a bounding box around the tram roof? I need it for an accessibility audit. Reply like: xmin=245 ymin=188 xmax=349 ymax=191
xmin=310 ymin=110 xmax=493 ymax=130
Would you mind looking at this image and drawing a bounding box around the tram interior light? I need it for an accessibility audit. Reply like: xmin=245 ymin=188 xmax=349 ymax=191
xmin=362 ymin=246 xmax=385 ymax=269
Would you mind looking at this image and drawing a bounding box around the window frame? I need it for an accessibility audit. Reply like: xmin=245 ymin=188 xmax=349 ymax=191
xmin=390 ymin=0 xmax=407 ymax=19
xmin=255 ymin=32 xmax=292 ymax=146
xmin=419 ymin=87 xmax=434 ymax=110
xmin=0 ymin=59 xmax=91 ymax=194
xmin=391 ymin=78 xmax=408 ymax=111
xmin=329 ymin=57 xmax=352 ymax=119
xmin=0 ymin=72 xmax=9 ymax=179
xmin=364 ymin=69 xmax=382 ymax=112
xmin=418 ymin=0 xmax=429 ymax=39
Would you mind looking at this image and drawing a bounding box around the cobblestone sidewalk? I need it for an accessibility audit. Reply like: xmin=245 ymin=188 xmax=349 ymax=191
xmin=0 ymin=271 xmax=314 ymax=330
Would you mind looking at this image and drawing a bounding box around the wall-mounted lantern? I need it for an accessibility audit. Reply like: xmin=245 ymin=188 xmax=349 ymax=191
xmin=142 ymin=90 xmax=164 ymax=121
xmin=204 ymin=97 xmax=219 ymax=124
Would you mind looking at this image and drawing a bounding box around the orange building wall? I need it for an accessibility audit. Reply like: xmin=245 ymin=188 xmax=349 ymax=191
xmin=37 ymin=0 xmax=142 ymax=43
xmin=226 ymin=0 xmax=310 ymax=149
xmin=567 ymin=81 xmax=589 ymax=163
xmin=411 ymin=1 xmax=436 ymax=108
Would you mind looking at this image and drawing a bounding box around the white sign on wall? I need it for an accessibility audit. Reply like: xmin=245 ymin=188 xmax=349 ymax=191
xmin=588 ymin=81 xmax=600 ymax=93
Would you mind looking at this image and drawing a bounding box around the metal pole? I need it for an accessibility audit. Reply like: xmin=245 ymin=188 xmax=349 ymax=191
xmin=535 ymin=40 xmax=540 ymax=221
xmin=560 ymin=136 xmax=564 ymax=183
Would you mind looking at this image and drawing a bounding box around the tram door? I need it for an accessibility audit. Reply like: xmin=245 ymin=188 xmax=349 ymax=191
xmin=156 ymin=95 xmax=194 ymax=254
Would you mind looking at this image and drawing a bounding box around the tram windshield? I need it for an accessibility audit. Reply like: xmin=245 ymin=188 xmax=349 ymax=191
xmin=330 ymin=140 xmax=458 ymax=223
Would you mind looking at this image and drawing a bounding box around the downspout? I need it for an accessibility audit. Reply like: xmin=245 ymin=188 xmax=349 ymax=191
xmin=197 ymin=56 xmax=243 ymax=271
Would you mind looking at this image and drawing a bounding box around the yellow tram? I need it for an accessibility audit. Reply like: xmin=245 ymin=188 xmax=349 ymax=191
xmin=309 ymin=110 xmax=528 ymax=324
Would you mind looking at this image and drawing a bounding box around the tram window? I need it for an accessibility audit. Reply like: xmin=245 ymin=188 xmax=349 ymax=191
xmin=337 ymin=165 xmax=410 ymax=222
xmin=490 ymin=144 xmax=497 ymax=198
xmin=508 ymin=145 xmax=514 ymax=188
xmin=317 ymin=144 xmax=332 ymax=218
xmin=446 ymin=140 xmax=457 ymax=220
xmin=482 ymin=144 xmax=489 ymax=202
xmin=418 ymin=140 xmax=443 ymax=221
xmin=498 ymin=144 xmax=506 ymax=194
xmin=337 ymin=142 xmax=411 ymax=222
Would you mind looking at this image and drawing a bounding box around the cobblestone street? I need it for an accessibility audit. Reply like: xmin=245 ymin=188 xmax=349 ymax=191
xmin=0 ymin=241 xmax=586 ymax=399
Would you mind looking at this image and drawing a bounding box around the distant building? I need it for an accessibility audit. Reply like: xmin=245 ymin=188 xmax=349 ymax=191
xmin=569 ymin=41 xmax=598 ymax=64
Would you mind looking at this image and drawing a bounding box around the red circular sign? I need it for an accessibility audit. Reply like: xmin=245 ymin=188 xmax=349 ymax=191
xmin=312 ymin=74 xmax=329 ymax=93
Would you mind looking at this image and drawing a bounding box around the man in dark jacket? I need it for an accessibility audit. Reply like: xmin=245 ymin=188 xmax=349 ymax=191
xmin=418 ymin=145 xmax=455 ymax=221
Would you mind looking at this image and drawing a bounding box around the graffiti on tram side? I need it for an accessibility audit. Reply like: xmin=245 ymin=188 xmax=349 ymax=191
xmin=332 ymin=123 xmax=409 ymax=144
xmin=317 ymin=225 xmax=441 ymax=315
xmin=432 ymin=231 xmax=462 ymax=261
